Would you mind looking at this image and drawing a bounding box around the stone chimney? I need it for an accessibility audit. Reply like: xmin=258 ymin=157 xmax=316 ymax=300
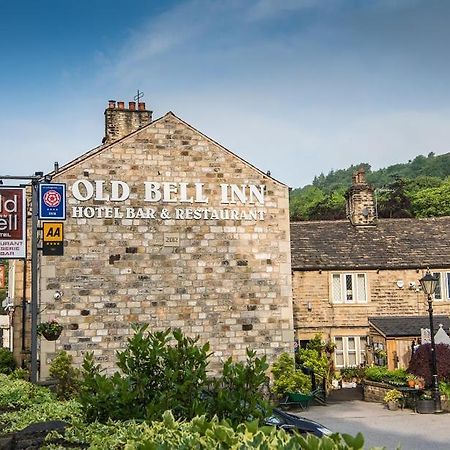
xmin=103 ymin=100 xmax=152 ymax=144
xmin=345 ymin=168 xmax=376 ymax=226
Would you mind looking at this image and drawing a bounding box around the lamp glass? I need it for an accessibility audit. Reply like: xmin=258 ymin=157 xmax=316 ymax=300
xmin=419 ymin=272 xmax=439 ymax=296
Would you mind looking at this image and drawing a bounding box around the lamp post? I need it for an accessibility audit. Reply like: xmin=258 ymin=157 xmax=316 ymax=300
xmin=419 ymin=270 xmax=442 ymax=413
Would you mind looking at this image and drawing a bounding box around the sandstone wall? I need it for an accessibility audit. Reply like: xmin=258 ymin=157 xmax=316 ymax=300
xmin=38 ymin=113 xmax=294 ymax=377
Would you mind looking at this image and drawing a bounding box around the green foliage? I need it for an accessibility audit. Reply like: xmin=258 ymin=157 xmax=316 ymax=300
xmin=0 ymin=374 xmax=55 ymax=409
xmin=383 ymin=389 xmax=402 ymax=404
xmin=0 ymin=348 xmax=16 ymax=374
xmin=49 ymin=351 xmax=80 ymax=400
xmin=206 ymin=348 xmax=270 ymax=426
xmin=296 ymin=348 xmax=329 ymax=380
xmin=364 ymin=366 xmax=387 ymax=382
xmin=8 ymin=368 xmax=29 ymax=381
xmin=411 ymin=178 xmax=450 ymax=217
xmin=79 ymin=325 xmax=268 ymax=426
xmin=289 ymin=152 xmax=450 ymax=220
xmin=439 ymin=381 xmax=450 ymax=398
xmin=271 ymin=353 xmax=312 ymax=396
xmin=0 ymin=398 xmax=82 ymax=433
xmin=339 ymin=367 xmax=366 ymax=383
xmin=363 ymin=366 xmax=408 ymax=386
xmin=50 ymin=410 xmax=369 ymax=450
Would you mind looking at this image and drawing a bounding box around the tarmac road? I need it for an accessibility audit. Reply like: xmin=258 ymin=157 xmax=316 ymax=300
xmin=298 ymin=400 xmax=450 ymax=450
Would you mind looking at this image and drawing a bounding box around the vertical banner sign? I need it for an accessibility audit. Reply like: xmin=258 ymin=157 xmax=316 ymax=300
xmin=0 ymin=187 xmax=26 ymax=258
xmin=39 ymin=183 xmax=66 ymax=220
xmin=0 ymin=264 xmax=5 ymax=288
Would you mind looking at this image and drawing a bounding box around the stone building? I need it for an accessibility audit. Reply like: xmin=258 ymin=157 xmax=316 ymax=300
xmin=28 ymin=100 xmax=294 ymax=378
xmin=290 ymin=170 xmax=450 ymax=370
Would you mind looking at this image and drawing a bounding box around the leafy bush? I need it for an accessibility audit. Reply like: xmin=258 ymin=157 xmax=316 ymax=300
xmin=0 ymin=348 xmax=16 ymax=374
xmin=364 ymin=366 xmax=408 ymax=386
xmin=339 ymin=366 xmax=366 ymax=383
xmin=79 ymin=323 xmax=212 ymax=422
xmin=49 ymin=351 xmax=80 ymax=400
xmin=382 ymin=368 xmax=408 ymax=386
xmin=79 ymin=325 xmax=268 ymax=425
xmin=296 ymin=348 xmax=329 ymax=379
xmin=383 ymin=389 xmax=402 ymax=404
xmin=271 ymin=353 xmax=312 ymax=396
xmin=57 ymin=409 xmax=368 ymax=450
xmin=206 ymin=349 xmax=270 ymax=426
xmin=364 ymin=366 xmax=388 ymax=382
xmin=408 ymin=343 xmax=450 ymax=385
xmin=0 ymin=374 xmax=55 ymax=409
xmin=0 ymin=398 xmax=82 ymax=433
xmin=8 ymin=368 xmax=29 ymax=381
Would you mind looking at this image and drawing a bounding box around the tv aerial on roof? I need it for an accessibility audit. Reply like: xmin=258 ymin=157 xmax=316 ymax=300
xmin=134 ymin=90 xmax=144 ymax=103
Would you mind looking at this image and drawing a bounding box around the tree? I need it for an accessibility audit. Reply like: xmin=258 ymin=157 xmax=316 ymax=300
xmin=411 ymin=178 xmax=450 ymax=217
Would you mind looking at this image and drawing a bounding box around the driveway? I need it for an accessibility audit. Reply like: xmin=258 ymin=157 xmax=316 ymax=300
xmin=297 ymin=400 xmax=450 ymax=450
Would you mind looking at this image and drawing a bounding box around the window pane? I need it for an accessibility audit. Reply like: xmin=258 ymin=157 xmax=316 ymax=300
xmin=332 ymin=274 xmax=342 ymax=303
xmin=359 ymin=337 xmax=367 ymax=365
xmin=335 ymin=337 xmax=343 ymax=351
xmin=447 ymin=273 xmax=450 ymax=300
xmin=348 ymin=352 xmax=357 ymax=366
xmin=433 ymin=272 xmax=442 ymax=300
xmin=335 ymin=353 xmax=344 ymax=367
xmin=347 ymin=337 xmax=356 ymax=351
xmin=345 ymin=274 xmax=353 ymax=302
xmin=356 ymin=274 xmax=367 ymax=303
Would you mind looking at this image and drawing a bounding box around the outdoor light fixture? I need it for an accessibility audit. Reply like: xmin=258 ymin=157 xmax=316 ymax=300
xmin=419 ymin=269 xmax=442 ymax=413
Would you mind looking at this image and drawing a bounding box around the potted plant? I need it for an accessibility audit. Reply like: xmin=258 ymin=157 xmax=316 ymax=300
xmin=406 ymin=374 xmax=418 ymax=388
xmin=417 ymin=391 xmax=434 ymax=414
xmin=37 ymin=320 xmax=63 ymax=341
xmin=384 ymin=389 xmax=402 ymax=411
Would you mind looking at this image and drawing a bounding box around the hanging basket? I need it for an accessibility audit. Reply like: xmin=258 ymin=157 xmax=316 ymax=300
xmin=41 ymin=330 xmax=62 ymax=341
xmin=37 ymin=321 xmax=63 ymax=341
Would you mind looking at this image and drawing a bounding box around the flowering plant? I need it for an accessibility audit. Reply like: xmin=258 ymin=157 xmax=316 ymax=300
xmin=37 ymin=320 xmax=63 ymax=340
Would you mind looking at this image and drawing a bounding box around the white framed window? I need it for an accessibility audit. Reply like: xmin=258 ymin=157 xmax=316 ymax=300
xmin=331 ymin=273 xmax=367 ymax=304
xmin=447 ymin=272 xmax=450 ymax=300
xmin=430 ymin=272 xmax=450 ymax=301
xmin=334 ymin=336 xmax=367 ymax=368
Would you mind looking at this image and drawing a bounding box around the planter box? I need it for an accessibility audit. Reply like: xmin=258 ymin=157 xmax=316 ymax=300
xmin=417 ymin=399 xmax=434 ymax=414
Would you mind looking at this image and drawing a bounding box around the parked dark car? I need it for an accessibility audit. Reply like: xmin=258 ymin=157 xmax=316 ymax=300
xmin=265 ymin=408 xmax=332 ymax=437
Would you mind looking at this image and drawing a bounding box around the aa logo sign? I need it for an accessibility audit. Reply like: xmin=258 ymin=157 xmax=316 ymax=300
xmin=43 ymin=223 xmax=63 ymax=242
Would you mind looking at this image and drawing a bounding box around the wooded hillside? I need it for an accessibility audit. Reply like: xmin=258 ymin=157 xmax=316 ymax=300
xmin=290 ymin=152 xmax=450 ymax=221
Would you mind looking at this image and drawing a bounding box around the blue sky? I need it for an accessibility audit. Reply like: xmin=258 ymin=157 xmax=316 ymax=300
xmin=1 ymin=0 xmax=449 ymax=187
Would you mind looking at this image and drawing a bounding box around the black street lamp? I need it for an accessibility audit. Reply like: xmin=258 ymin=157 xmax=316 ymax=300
xmin=419 ymin=270 xmax=442 ymax=413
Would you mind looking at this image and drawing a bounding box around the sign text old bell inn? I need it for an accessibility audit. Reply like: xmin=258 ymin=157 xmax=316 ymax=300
xmin=6 ymin=99 xmax=294 ymax=379
xmin=70 ymin=180 xmax=267 ymax=221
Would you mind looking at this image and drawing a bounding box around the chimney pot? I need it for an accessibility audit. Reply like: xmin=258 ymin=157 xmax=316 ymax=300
xmin=108 ymin=100 xmax=116 ymax=109
xmin=138 ymin=102 xmax=146 ymax=111
xmin=129 ymin=101 xmax=136 ymax=110
xmin=117 ymin=101 xmax=125 ymax=110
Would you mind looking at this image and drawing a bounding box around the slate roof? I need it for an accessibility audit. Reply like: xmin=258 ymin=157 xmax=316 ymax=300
xmin=290 ymin=217 xmax=450 ymax=270
xmin=369 ymin=316 xmax=450 ymax=338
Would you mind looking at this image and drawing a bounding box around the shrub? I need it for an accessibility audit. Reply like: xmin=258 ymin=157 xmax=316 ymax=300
xmin=340 ymin=366 xmax=366 ymax=383
xmin=0 ymin=348 xmax=16 ymax=375
xmin=382 ymin=368 xmax=408 ymax=386
xmin=0 ymin=398 xmax=82 ymax=433
xmin=79 ymin=325 xmax=268 ymax=425
xmin=206 ymin=348 xmax=270 ymax=425
xmin=364 ymin=366 xmax=388 ymax=382
xmin=8 ymin=368 xmax=29 ymax=381
xmin=58 ymin=410 xmax=368 ymax=450
xmin=271 ymin=353 xmax=312 ymax=396
xmin=408 ymin=343 xmax=450 ymax=385
xmin=383 ymin=389 xmax=402 ymax=404
xmin=0 ymin=374 xmax=55 ymax=409
xmin=49 ymin=351 xmax=80 ymax=400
